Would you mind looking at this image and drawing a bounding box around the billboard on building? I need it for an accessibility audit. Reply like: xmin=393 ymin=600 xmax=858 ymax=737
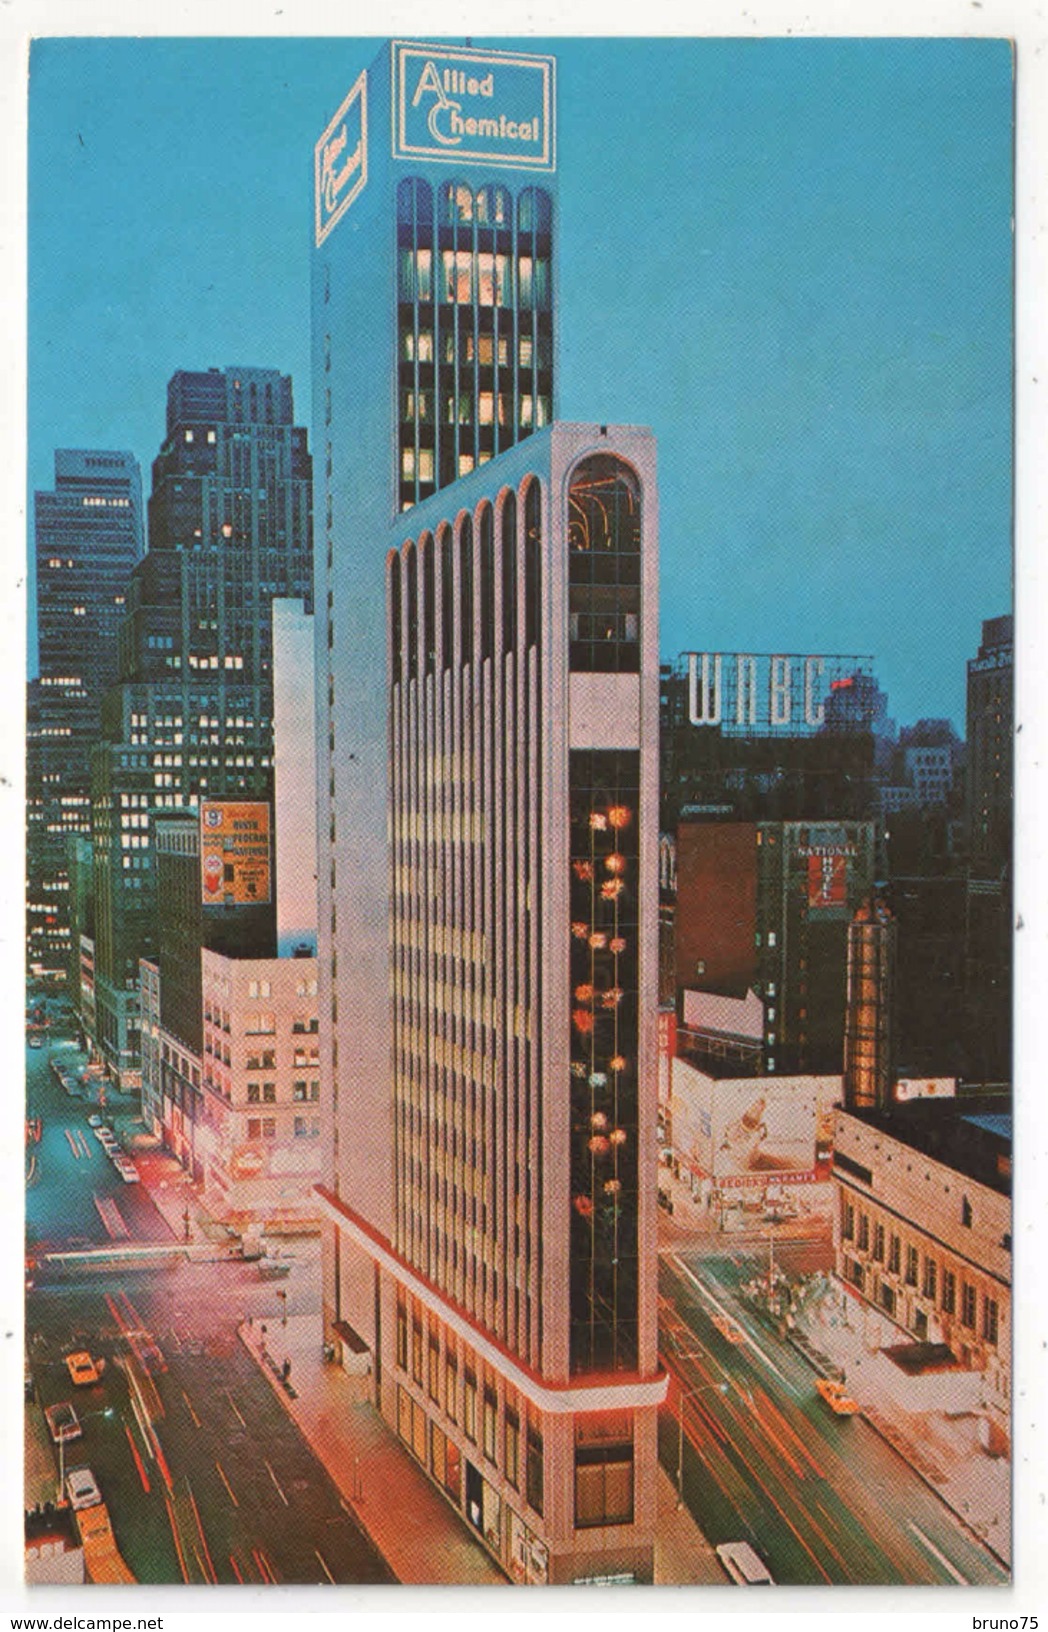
xmin=392 ymin=42 xmax=556 ymax=171
xmin=671 ymin=1057 xmax=841 ymax=1186
xmin=200 ymin=802 xmax=272 ymax=906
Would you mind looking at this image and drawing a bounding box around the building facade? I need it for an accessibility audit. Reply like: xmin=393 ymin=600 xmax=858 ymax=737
xmin=832 ymin=1100 xmax=1011 ymax=1416
xmin=966 ymin=614 xmax=1012 ymax=874
xmin=673 ymin=818 xmax=876 ymax=1077
xmin=659 ymin=651 xmax=879 ymax=830
xmin=88 ymin=369 xmax=312 ymax=1085
xmin=312 ymin=42 xmax=665 ymax=1582
xmin=28 ymin=450 xmax=143 ymax=972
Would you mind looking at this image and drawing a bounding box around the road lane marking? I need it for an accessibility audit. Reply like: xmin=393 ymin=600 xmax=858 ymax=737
xmin=670 ymin=1253 xmax=799 ymax=1395
xmin=265 ymin=1458 xmax=290 ymax=1506
xmin=64 ymin=1128 xmax=80 ymax=1159
xmin=215 ymin=1461 xmax=239 ymax=1508
xmin=229 ymin=1554 xmax=244 ymax=1583
xmin=123 ymin=1420 xmax=151 ymax=1493
xmin=164 ymin=1492 xmax=190 ymax=1584
xmin=908 ymin=1523 xmax=969 ymax=1585
xmin=186 ymin=1479 xmax=217 ymax=1583
xmin=315 ymin=1549 xmax=336 ymax=1584
xmin=224 ymin=1388 xmax=246 ymax=1427
xmin=181 ymin=1388 xmax=202 ymax=1427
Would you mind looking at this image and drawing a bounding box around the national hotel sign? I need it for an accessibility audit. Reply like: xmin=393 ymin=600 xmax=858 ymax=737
xmin=315 ymin=42 xmax=555 ymax=246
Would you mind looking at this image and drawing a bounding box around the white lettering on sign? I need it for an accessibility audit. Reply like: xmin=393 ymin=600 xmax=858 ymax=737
xmin=686 ymin=653 xmax=843 ymax=731
xmin=314 ymin=72 xmax=368 ymax=247
xmin=393 ymin=42 xmax=555 ymax=170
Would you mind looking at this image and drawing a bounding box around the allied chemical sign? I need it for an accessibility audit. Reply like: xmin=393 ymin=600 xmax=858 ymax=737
xmin=392 ymin=42 xmax=555 ymax=170
xmin=200 ymin=802 xmax=272 ymax=906
xmin=315 ymin=70 xmax=368 ymax=246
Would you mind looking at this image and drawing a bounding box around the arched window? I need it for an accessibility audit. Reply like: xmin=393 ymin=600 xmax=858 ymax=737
xmin=440 ymin=180 xmax=474 ymax=225
xmin=405 ymin=542 xmax=418 ymax=683
xmin=524 ymin=480 xmax=542 ymax=651
xmin=478 ymin=504 xmax=495 ymax=663
xmin=517 ymin=187 xmax=552 ymax=234
xmin=389 ymin=551 xmax=402 ymax=679
xmin=567 ymin=456 xmax=641 ymax=674
xmin=421 ymin=534 xmax=436 ymax=676
xmin=476 ymin=185 xmax=512 ymax=229
xmin=459 ymin=515 xmax=474 ymax=667
xmin=439 ymin=524 xmax=454 ymax=671
xmin=501 ymin=491 xmax=518 ymax=655
xmin=397 ymin=176 xmax=433 ymax=228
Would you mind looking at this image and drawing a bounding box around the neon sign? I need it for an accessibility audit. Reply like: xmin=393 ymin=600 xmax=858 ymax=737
xmin=315 ymin=71 xmax=368 ymax=247
xmin=392 ymin=42 xmax=555 ymax=170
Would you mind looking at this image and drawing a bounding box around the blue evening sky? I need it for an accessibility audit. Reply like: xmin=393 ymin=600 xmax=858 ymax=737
xmin=27 ymin=35 xmax=1013 ymax=729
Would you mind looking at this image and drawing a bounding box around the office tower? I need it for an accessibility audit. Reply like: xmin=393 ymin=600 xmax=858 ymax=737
xmin=142 ymin=810 xmax=320 ymax=1218
xmin=272 ymin=599 xmax=318 ymax=956
xmin=27 ymin=450 xmax=143 ymax=973
xmin=842 ymin=899 xmax=896 ymax=1111
xmin=966 ymin=614 xmax=1013 ymax=874
xmin=89 ymin=368 xmax=313 ymax=1087
xmin=963 ymin=614 xmax=1013 ymax=1084
xmin=313 ymin=44 xmax=664 ymax=1583
xmin=674 ymin=819 xmax=876 ymax=1076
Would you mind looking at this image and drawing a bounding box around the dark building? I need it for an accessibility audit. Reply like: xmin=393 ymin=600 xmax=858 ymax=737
xmin=961 ymin=615 xmax=1013 ymax=1086
xmin=674 ymin=818 xmax=876 ymax=1076
xmin=88 ymin=368 xmax=312 ymax=1087
xmin=659 ymin=653 xmax=880 ymax=831
xmin=966 ymin=614 xmax=1012 ymax=874
xmin=887 ymin=875 xmax=967 ymax=1078
xmin=27 ymin=450 xmax=143 ymax=972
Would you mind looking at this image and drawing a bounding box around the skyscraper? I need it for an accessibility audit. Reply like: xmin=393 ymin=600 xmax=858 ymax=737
xmin=966 ymin=613 xmax=1013 ymax=874
xmin=313 ymin=42 xmax=664 ymax=1582
xmin=88 ymin=368 xmax=313 ymax=1086
xmin=27 ymin=449 xmax=143 ymax=973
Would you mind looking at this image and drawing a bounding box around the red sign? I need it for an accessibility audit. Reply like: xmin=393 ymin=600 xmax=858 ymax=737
xmin=657 ymin=1008 xmax=677 ymax=1060
xmin=807 ymin=852 xmax=847 ymax=910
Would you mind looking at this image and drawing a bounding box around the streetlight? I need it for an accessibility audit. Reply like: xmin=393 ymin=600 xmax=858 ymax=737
xmin=669 ymin=1363 xmax=729 ymax=1510
xmin=277 ymin=1289 xmax=287 ymax=1327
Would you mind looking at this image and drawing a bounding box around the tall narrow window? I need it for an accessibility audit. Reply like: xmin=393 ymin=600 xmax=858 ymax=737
xmin=567 ymin=456 xmax=641 ymax=674
xmin=479 ymin=505 xmax=494 ymax=662
xmin=524 ymin=480 xmax=542 ymax=651
xmin=459 ymin=516 xmax=474 ymax=667
xmin=501 ymin=492 xmax=517 ymax=654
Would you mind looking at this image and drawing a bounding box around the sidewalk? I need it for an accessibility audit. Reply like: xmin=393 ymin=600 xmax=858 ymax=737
xmin=790 ymin=1278 xmax=1010 ymax=1566
xmin=239 ymin=1312 xmax=507 ymax=1585
xmin=653 ymin=1466 xmax=727 ymax=1584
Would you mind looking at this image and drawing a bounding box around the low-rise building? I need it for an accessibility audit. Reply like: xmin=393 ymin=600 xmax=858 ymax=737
xmin=831 ymin=1096 xmax=1010 ymax=1415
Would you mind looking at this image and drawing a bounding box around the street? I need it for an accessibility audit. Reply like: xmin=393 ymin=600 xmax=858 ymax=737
xmin=25 ymin=1038 xmax=394 ymax=1586
xmin=658 ymin=1242 xmax=1009 ymax=1586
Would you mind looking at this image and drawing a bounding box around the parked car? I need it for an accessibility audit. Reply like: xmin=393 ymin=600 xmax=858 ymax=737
xmin=44 ymin=1401 xmax=82 ymax=1443
xmin=815 ymin=1377 xmax=860 ymax=1416
xmin=65 ymin=1466 xmax=102 ymax=1511
xmin=112 ymin=1157 xmax=139 ymax=1184
xmin=87 ymin=1114 xmax=103 ymax=1129
xmin=65 ymin=1351 xmax=105 ymax=1387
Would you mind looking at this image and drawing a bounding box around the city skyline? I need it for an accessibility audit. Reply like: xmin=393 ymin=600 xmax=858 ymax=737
xmin=16 ymin=22 xmax=1025 ymax=1599
xmin=27 ymin=34 xmax=1013 ymax=729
